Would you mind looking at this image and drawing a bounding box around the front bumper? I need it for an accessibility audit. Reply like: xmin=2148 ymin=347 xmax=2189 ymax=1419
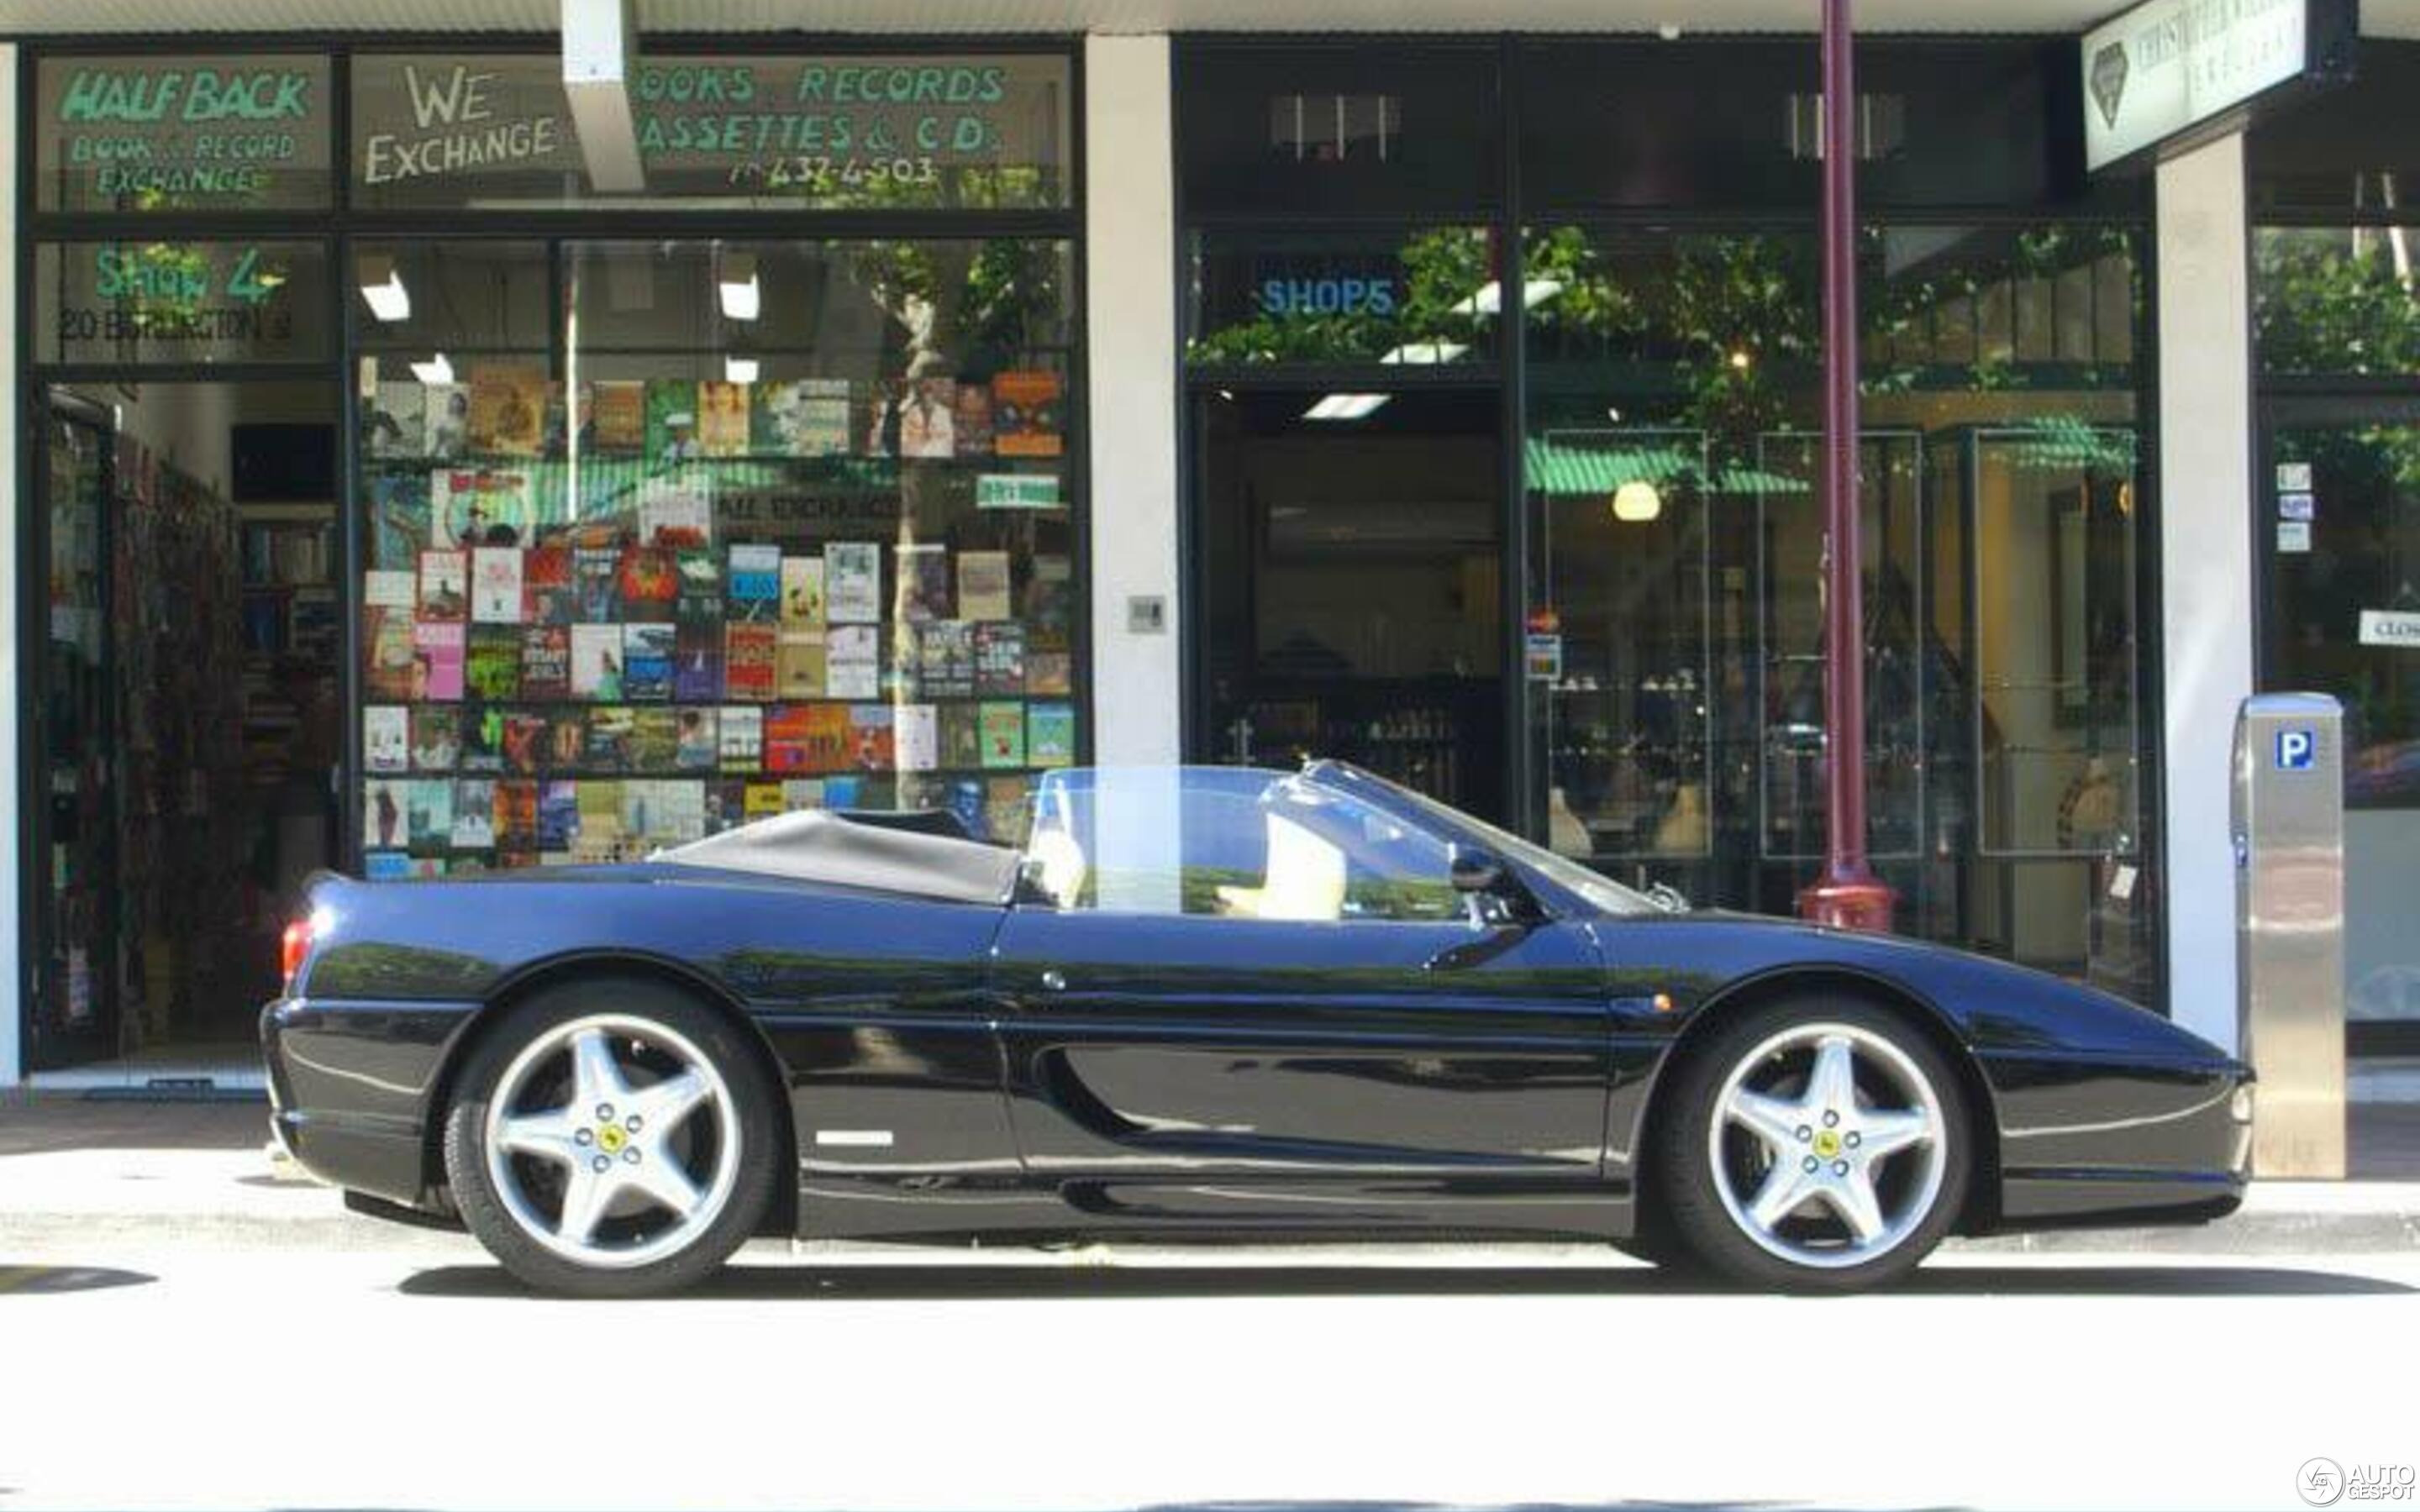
xmin=1983 ymin=1051 xmax=2253 ymax=1231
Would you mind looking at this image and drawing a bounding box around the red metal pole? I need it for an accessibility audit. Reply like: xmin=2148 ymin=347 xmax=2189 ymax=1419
xmin=1797 ymin=0 xmax=1895 ymax=932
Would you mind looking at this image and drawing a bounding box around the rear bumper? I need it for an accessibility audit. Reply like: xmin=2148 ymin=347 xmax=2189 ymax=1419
xmin=260 ymin=995 xmax=481 ymax=1210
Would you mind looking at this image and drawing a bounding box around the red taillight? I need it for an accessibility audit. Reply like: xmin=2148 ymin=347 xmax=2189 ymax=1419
xmin=280 ymin=917 xmax=314 ymax=992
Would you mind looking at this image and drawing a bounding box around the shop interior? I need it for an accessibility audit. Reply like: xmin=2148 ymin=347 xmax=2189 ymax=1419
xmin=30 ymin=381 xmax=341 ymax=1074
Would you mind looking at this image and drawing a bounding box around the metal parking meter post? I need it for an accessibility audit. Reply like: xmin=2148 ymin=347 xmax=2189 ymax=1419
xmin=2233 ymin=692 xmax=2348 ymax=1179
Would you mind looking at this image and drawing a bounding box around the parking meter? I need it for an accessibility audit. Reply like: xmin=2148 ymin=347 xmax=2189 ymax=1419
xmin=2232 ymin=693 xmax=2347 ymax=1179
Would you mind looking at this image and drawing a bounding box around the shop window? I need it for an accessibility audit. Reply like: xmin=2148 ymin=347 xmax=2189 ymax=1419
xmin=351 ymin=238 xmax=1079 ymax=873
xmin=2249 ymin=40 xmax=2420 ymax=216
xmin=350 ymin=53 xmax=1072 ymax=213
xmin=34 ymin=54 xmax=334 ymax=213
xmin=34 ymin=240 xmax=333 ymax=366
xmin=1186 ymin=226 xmax=1501 ymax=368
xmin=2254 ymin=226 xmax=2420 ymax=380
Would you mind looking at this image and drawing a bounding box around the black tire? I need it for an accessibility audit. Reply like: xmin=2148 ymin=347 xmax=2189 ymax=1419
xmin=443 ymin=977 xmax=784 ymax=1298
xmin=1654 ymin=996 xmax=1970 ymax=1294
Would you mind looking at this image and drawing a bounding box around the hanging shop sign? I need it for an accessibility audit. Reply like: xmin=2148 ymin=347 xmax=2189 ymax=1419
xmin=2082 ymin=0 xmax=2356 ymax=171
xmin=34 ymin=240 xmax=331 ymax=366
xmin=2358 ymin=610 xmax=2420 ymax=648
xmin=34 ymin=55 xmax=334 ymax=212
xmin=350 ymin=54 xmax=1071 ymax=210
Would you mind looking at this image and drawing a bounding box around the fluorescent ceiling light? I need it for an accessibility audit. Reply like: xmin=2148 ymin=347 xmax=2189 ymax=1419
xmin=409 ymin=354 xmax=455 ymax=386
xmin=1379 ymin=340 xmax=1470 ymax=365
xmin=358 ymin=255 xmax=410 ymax=322
xmin=1457 ymin=278 xmax=1565 ymax=316
xmin=1304 ymin=393 xmax=1391 ymax=422
xmin=719 ymin=254 xmax=761 ymax=322
xmin=723 ymin=356 xmax=760 ymax=385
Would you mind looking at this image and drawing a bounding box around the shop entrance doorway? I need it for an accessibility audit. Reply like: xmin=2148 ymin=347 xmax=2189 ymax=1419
xmin=1190 ymin=387 xmax=1507 ymax=823
xmin=26 ymin=381 xmax=342 ymax=1075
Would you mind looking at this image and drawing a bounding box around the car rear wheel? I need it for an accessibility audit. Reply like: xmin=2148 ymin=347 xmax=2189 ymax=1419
xmin=443 ymin=979 xmax=782 ymax=1298
xmin=1656 ymin=998 xmax=1969 ymax=1292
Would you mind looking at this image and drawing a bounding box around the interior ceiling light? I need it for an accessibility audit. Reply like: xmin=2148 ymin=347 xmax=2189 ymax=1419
xmin=1303 ymin=393 xmax=1391 ymax=422
xmin=723 ymin=355 xmax=761 ymax=385
xmin=718 ymin=253 xmax=761 ymax=322
xmin=409 ymin=353 xmax=455 ymax=386
xmin=1612 ymin=479 xmax=1664 ymax=523
xmin=358 ymin=255 xmax=411 ymax=322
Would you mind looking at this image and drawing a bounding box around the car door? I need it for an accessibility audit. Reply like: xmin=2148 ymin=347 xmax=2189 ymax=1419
xmin=988 ymin=769 xmax=1614 ymax=1228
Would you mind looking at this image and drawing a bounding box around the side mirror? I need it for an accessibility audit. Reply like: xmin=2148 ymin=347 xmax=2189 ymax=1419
xmin=1449 ymin=846 xmax=1508 ymax=895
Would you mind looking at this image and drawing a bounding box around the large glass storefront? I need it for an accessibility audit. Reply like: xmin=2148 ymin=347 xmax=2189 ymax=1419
xmin=2251 ymin=41 xmax=2420 ymax=1056
xmin=1180 ymin=38 xmax=2164 ymax=1004
xmin=18 ymin=44 xmax=1083 ymax=1068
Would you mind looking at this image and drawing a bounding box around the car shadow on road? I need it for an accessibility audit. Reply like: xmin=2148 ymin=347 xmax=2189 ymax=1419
xmin=398 ymin=1260 xmax=2415 ymax=1301
xmin=0 ymin=1263 xmax=155 ymax=1295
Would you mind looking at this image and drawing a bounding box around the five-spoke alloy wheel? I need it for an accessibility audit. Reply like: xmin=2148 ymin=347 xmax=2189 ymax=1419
xmin=1655 ymin=997 xmax=1970 ymax=1291
xmin=445 ymin=979 xmax=781 ymax=1297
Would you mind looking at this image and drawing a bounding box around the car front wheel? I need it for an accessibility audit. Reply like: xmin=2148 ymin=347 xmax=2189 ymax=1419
xmin=442 ymin=979 xmax=782 ymax=1297
xmin=1656 ymin=999 xmax=1970 ymax=1292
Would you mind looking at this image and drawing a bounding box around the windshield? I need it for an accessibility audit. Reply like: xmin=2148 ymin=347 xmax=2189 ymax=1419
xmin=1316 ymin=764 xmax=1664 ymax=918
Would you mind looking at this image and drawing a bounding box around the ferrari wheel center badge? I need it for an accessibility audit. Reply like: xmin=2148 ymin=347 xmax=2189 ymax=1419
xmin=598 ymin=1124 xmax=628 ymax=1154
xmin=1812 ymin=1128 xmax=1843 ymax=1160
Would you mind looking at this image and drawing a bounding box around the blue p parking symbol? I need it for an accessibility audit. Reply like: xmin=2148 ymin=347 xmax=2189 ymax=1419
xmin=2276 ymin=728 xmax=2317 ymax=771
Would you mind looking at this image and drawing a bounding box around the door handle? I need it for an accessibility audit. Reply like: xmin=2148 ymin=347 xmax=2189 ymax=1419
xmin=1038 ymin=969 xmax=1067 ymax=993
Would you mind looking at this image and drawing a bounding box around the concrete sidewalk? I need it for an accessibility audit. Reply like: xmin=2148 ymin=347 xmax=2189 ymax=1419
xmin=3 ymin=1089 xmax=2416 ymax=1258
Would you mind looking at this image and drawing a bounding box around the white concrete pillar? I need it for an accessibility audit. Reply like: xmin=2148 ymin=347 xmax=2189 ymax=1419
xmin=1082 ymin=34 xmax=1181 ymax=767
xmin=2156 ymin=132 xmax=2257 ymax=1055
xmin=1 ymin=42 xmax=20 ymax=1086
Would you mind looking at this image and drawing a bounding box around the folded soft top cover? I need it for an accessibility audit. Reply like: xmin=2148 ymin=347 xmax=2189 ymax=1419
xmin=656 ymin=809 xmax=1021 ymax=905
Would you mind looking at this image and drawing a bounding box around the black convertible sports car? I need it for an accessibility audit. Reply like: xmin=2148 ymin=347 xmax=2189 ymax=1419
xmin=263 ymin=760 xmax=2249 ymax=1296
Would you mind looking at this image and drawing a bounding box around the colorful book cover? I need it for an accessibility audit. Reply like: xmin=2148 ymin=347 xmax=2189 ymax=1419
xmin=897 ymin=377 xmax=956 ymax=459
xmin=1028 ymin=702 xmax=1076 ymax=768
xmin=368 ymin=473 xmax=429 ymax=574
xmin=366 ymin=607 xmax=418 ymax=701
xmin=728 ymin=544 xmax=781 ymax=622
xmin=939 ymin=702 xmax=981 ymax=769
xmin=723 ymin=623 xmax=777 ymax=701
xmin=584 ymin=707 xmax=635 ymax=772
xmin=895 ymin=704 xmax=939 ymax=772
xmin=780 ymin=779 xmax=827 ymax=813
xmin=718 ymin=706 xmax=763 ymax=773
xmin=471 ymin=548 xmax=524 ymax=624
xmin=629 ymin=707 xmax=680 ymax=770
xmin=575 ymin=782 xmax=627 ymax=862
xmin=917 ymin=621 xmax=976 ymax=699
xmin=365 ymin=780 xmax=408 ymax=850
xmin=763 ymin=706 xmax=815 ymax=775
xmin=591 ymin=381 xmax=646 ymax=452
xmin=675 ymin=708 xmax=719 ymax=771
xmin=697 ymin=381 xmax=752 ymax=457
xmin=572 ymin=546 xmax=623 ymax=622
xmin=674 ymin=547 xmax=723 ymax=625
xmin=496 ymin=780 xmax=540 ymax=849
xmin=425 ymin=383 xmax=469 ymax=459
xmin=781 ymin=556 xmax=826 ymax=627
xmin=432 ymin=467 xmax=534 ymax=549
xmin=744 ymin=782 xmax=787 ymax=822
xmin=673 ymin=622 xmax=723 ymax=702
xmin=523 ymin=544 xmax=574 ymax=626
xmin=502 ymin=711 xmax=550 ymax=775
xmin=956 ymin=551 xmax=1013 ymax=622
xmin=520 ymin=625 xmax=571 ymax=701
xmin=622 ymin=623 xmax=676 ymax=703
xmin=365 ymin=570 xmax=417 ymax=612
xmin=644 ymin=380 xmax=700 ymax=463
xmin=417 ymin=549 xmax=468 ymax=622
xmin=947 ymin=777 xmax=987 ymax=838
xmin=823 ymin=774 xmax=866 ymax=810
xmin=974 ymin=621 xmax=1026 ymax=696
xmin=539 ymin=780 xmax=581 ymax=850
xmin=405 ymin=779 xmax=456 ymax=848
xmin=639 ymin=478 xmax=713 ymax=548
xmin=547 ymin=712 xmax=588 ymax=769
xmin=453 ymin=779 xmax=498 ymax=849
xmin=704 ymin=780 xmax=746 ymax=833
xmin=980 ymin=701 xmax=1027 ymax=768
xmin=897 ymin=543 xmax=950 ymax=622
xmin=365 ymin=706 xmax=409 ymax=774
xmin=776 ymin=631 xmax=825 ymax=700
xmin=849 ymin=706 xmax=897 ymax=770
xmin=952 ymin=382 xmax=994 ymax=457
xmin=618 ymin=544 xmax=680 ymax=614
xmin=466 ymin=625 xmax=523 ymax=701
xmin=824 ymin=624 xmax=880 ymax=700
xmin=413 ymin=621 xmax=466 ymax=701
xmin=1026 ymin=649 xmax=1073 ymax=697
xmin=1026 ymin=554 xmax=1074 ymax=651
xmin=992 ymin=370 xmax=1065 ymax=458
xmin=460 ymin=706 xmax=507 ymax=774
xmin=571 ymin=623 xmax=623 ymax=701
xmin=824 ymin=543 xmax=881 ymax=623
xmin=897 ymin=774 xmax=950 ymax=814
xmin=364 ymin=850 xmax=413 ymax=882
xmin=984 ymin=775 xmax=1030 ymax=846
xmin=411 ymin=706 xmax=460 ymax=771
xmin=753 ymin=378 xmax=851 ymax=457
xmin=805 ymin=706 xmax=851 ymax=773
xmin=468 ymin=366 xmax=548 ymax=457
xmin=365 ymin=381 xmax=426 ymax=460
